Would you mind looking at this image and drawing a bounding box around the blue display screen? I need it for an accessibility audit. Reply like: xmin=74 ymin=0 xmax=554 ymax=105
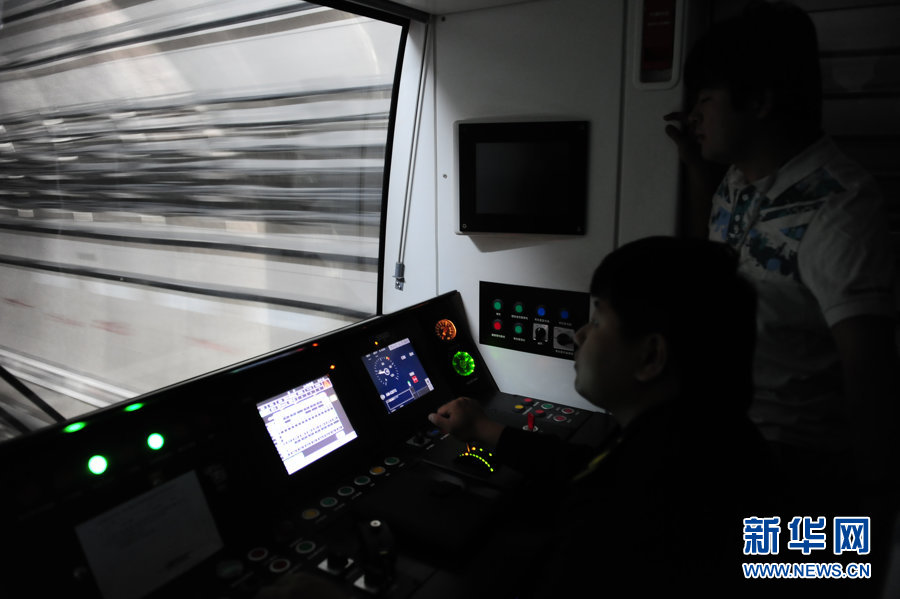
xmin=361 ymin=338 xmax=434 ymax=413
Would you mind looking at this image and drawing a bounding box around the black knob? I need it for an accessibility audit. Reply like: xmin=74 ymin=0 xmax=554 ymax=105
xmin=326 ymin=551 xmax=349 ymax=572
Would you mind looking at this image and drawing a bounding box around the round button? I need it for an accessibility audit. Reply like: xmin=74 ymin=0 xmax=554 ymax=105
xmin=319 ymin=496 xmax=338 ymax=509
xmin=522 ymin=397 xmax=534 ymax=404
xmin=369 ymin=466 xmax=386 ymax=476
xmin=337 ymin=486 xmax=355 ymax=497
xmin=553 ymin=415 xmax=567 ymax=422
xmin=384 ymin=456 xmax=400 ymax=467
xmin=301 ymin=508 xmax=321 ymax=521
xmin=540 ymin=402 xmax=554 ymax=410
xmin=514 ymin=324 xmax=524 ymax=335
xmin=354 ymin=475 xmax=372 ymax=486
xmin=514 ymin=302 xmax=524 ymax=314
xmin=492 ymin=319 xmax=502 ymax=331
xmin=247 ymin=547 xmax=269 ymax=562
xmin=492 ymin=299 xmax=503 ymax=311
xmin=513 ymin=404 xmax=525 ymax=412
xmin=296 ymin=540 xmax=317 ymax=555
xmin=533 ymin=409 xmax=546 ymax=417
xmin=561 ymin=407 xmax=575 ymax=415
xmin=269 ymin=558 xmax=291 ymax=574
xmin=452 ymin=351 xmax=476 ymax=377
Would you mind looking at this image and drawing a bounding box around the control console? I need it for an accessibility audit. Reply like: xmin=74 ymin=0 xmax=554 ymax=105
xmin=0 ymin=291 xmax=610 ymax=599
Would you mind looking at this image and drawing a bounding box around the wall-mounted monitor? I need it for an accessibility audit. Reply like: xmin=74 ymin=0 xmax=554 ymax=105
xmin=458 ymin=120 xmax=589 ymax=235
xmin=256 ymin=374 xmax=357 ymax=476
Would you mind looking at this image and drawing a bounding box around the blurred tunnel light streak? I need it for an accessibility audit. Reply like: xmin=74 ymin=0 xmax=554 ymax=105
xmin=0 ymin=0 xmax=403 ymax=425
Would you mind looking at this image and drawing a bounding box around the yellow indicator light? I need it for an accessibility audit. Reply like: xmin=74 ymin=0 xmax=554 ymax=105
xmin=458 ymin=450 xmax=495 ymax=473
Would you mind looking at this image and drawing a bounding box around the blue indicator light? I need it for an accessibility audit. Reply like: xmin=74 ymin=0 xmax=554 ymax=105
xmin=537 ymin=306 xmax=546 ymax=317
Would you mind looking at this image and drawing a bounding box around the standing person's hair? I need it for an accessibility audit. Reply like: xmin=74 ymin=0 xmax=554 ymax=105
xmin=684 ymin=1 xmax=822 ymax=139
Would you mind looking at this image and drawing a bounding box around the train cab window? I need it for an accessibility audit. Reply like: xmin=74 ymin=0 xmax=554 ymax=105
xmin=0 ymin=1 xmax=407 ymax=432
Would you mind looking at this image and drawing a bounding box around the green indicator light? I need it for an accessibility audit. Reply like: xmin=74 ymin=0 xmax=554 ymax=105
xmin=147 ymin=433 xmax=165 ymax=451
xmin=514 ymin=303 xmax=524 ymax=314
xmin=452 ymin=351 xmax=476 ymax=377
xmin=514 ymin=324 xmax=524 ymax=335
xmin=63 ymin=422 xmax=86 ymax=433
xmin=492 ymin=300 xmax=502 ymax=311
xmin=88 ymin=455 xmax=108 ymax=475
xmin=124 ymin=403 xmax=144 ymax=412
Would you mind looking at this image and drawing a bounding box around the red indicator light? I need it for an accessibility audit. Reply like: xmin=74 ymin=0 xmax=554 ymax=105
xmin=493 ymin=320 xmax=502 ymax=331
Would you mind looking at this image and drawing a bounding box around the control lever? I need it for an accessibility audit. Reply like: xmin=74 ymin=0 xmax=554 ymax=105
xmin=355 ymin=519 xmax=396 ymax=591
xmin=325 ymin=551 xmax=351 ymax=573
xmin=317 ymin=525 xmax=357 ymax=575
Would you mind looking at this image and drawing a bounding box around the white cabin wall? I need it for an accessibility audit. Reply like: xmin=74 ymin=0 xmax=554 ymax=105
xmin=384 ymin=0 xmax=689 ymax=409
xmin=383 ymin=20 xmax=440 ymax=306
xmin=617 ymin=0 xmax=702 ymax=244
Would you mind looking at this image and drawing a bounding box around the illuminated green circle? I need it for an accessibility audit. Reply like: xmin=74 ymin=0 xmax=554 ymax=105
xmin=147 ymin=433 xmax=165 ymax=450
xmin=63 ymin=422 xmax=86 ymax=433
xmin=123 ymin=403 xmax=144 ymax=412
xmin=451 ymin=351 xmax=476 ymax=377
xmin=88 ymin=455 xmax=108 ymax=475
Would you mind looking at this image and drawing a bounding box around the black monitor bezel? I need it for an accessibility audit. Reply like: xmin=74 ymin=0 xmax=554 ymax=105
xmin=458 ymin=120 xmax=589 ymax=235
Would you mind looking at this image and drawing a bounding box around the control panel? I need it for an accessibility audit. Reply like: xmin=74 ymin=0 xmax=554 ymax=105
xmin=479 ymin=281 xmax=589 ymax=360
xmin=0 ymin=291 xmax=609 ymax=599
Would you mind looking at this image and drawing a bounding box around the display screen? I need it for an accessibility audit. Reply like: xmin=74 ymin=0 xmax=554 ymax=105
xmin=474 ymin=140 xmax=572 ymax=216
xmin=76 ymin=471 xmax=223 ymax=599
xmin=256 ymin=374 xmax=357 ymax=475
xmin=361 ymin=337 xmax=434 ymax=413
xmin=458 ymin=121 xmax=589 ymax=235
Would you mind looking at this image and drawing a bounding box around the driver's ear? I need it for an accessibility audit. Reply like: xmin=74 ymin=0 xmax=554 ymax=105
xmin=633 ymin=333 xmax=668 ymax=382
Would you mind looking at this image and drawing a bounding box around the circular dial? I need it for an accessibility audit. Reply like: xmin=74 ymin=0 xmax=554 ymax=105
xmin=373 ymin=356 xmax=400 ymax=386
xmin=434 ymin=318 xmax=457 ymax=341
xmin=451 ymin=351 xmax=476 ymax=377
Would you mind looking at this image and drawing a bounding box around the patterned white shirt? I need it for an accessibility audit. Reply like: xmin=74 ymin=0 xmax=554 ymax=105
xmin=708 ymin=135 xmax=896 ymax=451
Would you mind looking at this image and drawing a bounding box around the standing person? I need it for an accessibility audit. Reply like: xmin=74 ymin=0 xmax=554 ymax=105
xmin=664 ymin=1 xmax=898 ymax=511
